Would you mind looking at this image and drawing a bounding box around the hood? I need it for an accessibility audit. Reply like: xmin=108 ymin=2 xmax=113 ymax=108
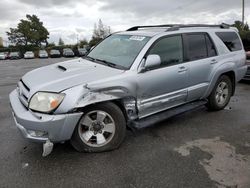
xmin=22 ymin=58 xmax=124 ymax=94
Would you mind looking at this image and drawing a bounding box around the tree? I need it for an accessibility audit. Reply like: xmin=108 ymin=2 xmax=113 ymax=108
xmin=232 ymin=20 xmax=250 ymax=50
xmin=58 ymin=38 xmax=64 ymax=46
xmin=79 ymin=39 xmax=88 ymax=48
xmin=232 ymin=20 xmax=249 ymax=32
xmin=89 ymin=19 xmax=111 ymax=47
xmin=47 ymin=42 xmax=56 ymax=48
xmin=6 ymin=14 xmax=49 ymax=47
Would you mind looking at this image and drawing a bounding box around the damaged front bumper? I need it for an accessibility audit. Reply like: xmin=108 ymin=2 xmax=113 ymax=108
xmin=9 ymin=89 xmax=83 ymax=143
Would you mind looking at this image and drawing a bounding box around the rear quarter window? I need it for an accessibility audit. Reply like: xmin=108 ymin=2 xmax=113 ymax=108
xmin=216 ymin=32 xmax=242 ymax=52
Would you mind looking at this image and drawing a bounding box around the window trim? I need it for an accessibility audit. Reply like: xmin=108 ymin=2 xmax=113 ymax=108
xmin=205 ymin=33 xmax=218 ymax=57
xmin=182 ymin=32 xmax=218 ymax=62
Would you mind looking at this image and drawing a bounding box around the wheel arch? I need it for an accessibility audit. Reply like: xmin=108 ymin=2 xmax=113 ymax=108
xmin=75 ymin=95 xmax=138 ymax=126
xmin=223 ymin=71 xmax=236 ymax=95
xmin=204 ymin=62 xmax=237 ymax=98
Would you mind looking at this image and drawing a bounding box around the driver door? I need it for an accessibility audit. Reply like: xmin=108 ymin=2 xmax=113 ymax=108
xmin=136 ymin=35 xmax=189 ymax=118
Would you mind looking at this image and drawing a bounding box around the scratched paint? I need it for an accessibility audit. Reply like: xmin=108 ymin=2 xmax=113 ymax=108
xmin=174 ymin=137 xmax=250 ymax=188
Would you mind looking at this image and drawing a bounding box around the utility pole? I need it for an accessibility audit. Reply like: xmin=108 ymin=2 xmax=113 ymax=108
xmin=76 ymin=34 xmax=79 ymax=48
xmin=242 ymin=0 xmax=245 ymax=28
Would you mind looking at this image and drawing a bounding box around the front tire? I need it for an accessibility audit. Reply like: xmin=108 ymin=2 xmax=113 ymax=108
xmin=206 ymin=75 xmax=233 ymax=111
xmin=71 ymin=102 xmax=126 ymax=153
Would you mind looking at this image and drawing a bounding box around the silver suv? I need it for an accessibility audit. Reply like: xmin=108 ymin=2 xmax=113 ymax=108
xmin=9 ymin=24 xmax=247 ymax=154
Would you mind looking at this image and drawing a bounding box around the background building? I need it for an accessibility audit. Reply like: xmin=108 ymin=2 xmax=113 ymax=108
xmin=0 ymin=37 xmax=3 ymax=47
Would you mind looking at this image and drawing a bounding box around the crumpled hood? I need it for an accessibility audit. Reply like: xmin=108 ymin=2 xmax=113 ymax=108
xmin=22 ymin=58 xmax=124 ymax=94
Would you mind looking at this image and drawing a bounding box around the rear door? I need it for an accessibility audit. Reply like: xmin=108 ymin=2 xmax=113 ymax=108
xmin=183 ymin=33 xmax=218 ymax=101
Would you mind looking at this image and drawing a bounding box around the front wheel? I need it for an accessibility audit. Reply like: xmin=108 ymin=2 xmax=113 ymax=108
xmin=206 ymin=75 xmax=233 ymax=111
xmin=71 ymin=102 xmax=126 ymax=152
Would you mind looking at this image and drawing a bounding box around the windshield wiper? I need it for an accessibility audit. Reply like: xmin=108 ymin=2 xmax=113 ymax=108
xmin=85 ymin=56 xmax=96 ymax=62
xmin=95 ymin=58 xmax=118 ymax=68
xmin=84 ymin=56 xmax=126 ymax=70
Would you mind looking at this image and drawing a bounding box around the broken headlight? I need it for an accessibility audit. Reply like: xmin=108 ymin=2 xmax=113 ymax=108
xmin=29 ymin=92 xmax=65 ymax=113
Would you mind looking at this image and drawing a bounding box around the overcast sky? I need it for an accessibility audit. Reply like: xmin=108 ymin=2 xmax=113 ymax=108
xmin=0 ymin=0 xmax=249 ymax=45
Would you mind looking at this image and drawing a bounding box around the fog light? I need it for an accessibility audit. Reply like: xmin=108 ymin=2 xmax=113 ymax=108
xmin=27 ymin=130 xmax=48 ymax=137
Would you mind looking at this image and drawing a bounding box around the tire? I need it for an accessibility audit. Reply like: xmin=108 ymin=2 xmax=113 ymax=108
xmin=71 ymin=102 xmax=126 ymax=153
xmin=206 ymin=75 xmax=233 ymax=111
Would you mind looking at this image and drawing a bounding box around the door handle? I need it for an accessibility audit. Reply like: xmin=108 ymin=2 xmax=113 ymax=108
xmin=178 ymin=66 xmax=188 ymax=73
xmin=210 ymin=59 xmax=218 ymax=64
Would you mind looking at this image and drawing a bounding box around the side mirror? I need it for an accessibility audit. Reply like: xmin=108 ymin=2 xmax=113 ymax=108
xmin=139 ymin=54 xmax=161 ymax=72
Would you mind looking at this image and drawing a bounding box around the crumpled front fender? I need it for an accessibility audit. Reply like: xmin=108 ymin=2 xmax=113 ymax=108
xmin=75 ymin=86 xmax=138 ymax=120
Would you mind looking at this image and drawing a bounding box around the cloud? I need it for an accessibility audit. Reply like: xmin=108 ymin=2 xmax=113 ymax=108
xmin=18 ymin=0 xmax=84 ymax=8
xmin=0 ymin=0 xmax=249 ymax=44
xmin=100 ymin=0 xmax=242 ymax=16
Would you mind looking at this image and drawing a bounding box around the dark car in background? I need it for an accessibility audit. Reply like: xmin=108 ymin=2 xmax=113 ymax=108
xmin=243 ymin=51 xmax=250 ymax=80
xmin=50 ymin=50 xmax=61 ymax=58
xmin=4 ymin=52 xmax=9 ymax=59
xmin=9 ymin=52 xmax=21 ymax=60
xmin=38 ymin=50 xmax=48 ymax=58
xmin=77 ymin=48 xmax=88 ymax=57
xmin=63 ymin=48 xmax=74 ymax=57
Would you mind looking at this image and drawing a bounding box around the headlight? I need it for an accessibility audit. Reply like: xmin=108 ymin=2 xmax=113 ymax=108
xmin=29 ymin=92 xmax=65 ymax=113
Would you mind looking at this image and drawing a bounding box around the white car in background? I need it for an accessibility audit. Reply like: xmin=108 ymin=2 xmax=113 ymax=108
xmin=0 ymin=52 xmax=6 ymax=60
xmin=39 ymin=50 xmax=48 ymax=58
xmin=24 ymin=51 xmax=35 ymax=59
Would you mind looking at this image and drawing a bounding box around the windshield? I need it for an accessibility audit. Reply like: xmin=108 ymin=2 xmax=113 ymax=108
xmin=79 ymin=49 xmax=87 ymax=52
xmin=87 ymin=34 xmax=150 ymax=69
xmin=64 ymin=49 xmax=72 ymax=52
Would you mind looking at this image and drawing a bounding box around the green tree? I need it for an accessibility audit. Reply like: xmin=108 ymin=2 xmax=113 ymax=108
xmin=58 ymin=37 xmax=64 ymax=46
xmin=47 ymin=42 xmax=56 ymax=48
xmin=6 ymin=14 xmax=49 ymax=47
xmin=89 ymin=19 xmax=111 ymax=47
xmin=232 ymin=21 xmax=250 ymax=50
xmin=79 ymin=39 xmax=88 ymax=48
xmin=232 ymin=20 xmax=249 ymax=32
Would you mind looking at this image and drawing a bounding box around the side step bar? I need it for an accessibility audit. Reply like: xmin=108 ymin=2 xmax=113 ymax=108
xmin=130 ymin=100 xmax=207 ymax=129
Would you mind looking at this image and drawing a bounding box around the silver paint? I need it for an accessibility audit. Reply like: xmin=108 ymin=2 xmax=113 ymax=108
xmin=9 ymin=27 xmax=247 ymax=143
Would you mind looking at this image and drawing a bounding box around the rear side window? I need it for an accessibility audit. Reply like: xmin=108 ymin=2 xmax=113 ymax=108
xmin=185 ymin=34 xmax=208 ymax=61
xmin=149 ymin=35 xmax=183 ymax=67
xmin=216 ymin=32 xmax=242 ymax=52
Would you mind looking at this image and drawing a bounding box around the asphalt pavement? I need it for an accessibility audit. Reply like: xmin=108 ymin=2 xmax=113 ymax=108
xmin=0 ymin=58 xmax=250 ymax=188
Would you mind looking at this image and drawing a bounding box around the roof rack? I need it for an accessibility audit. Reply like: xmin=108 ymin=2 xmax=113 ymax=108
xmin=126 ymin=23 xmax=230 ymax=31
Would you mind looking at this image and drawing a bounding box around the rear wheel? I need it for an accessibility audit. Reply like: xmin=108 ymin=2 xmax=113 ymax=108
xmin=71 ymin=102 xmax=126 ymax=152
xmin=206 ymin=75 xmax=233 ymax=111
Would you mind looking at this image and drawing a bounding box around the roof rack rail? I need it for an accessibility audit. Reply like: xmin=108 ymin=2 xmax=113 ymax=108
xmin=126 ymin=23 xmax=230 ymax=31
xmin=127 ymin=24 xmax=177 ymax=31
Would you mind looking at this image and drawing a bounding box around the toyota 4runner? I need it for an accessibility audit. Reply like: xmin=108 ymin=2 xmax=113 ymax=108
xmin=9 ymin=24 xmax=247 ymax=155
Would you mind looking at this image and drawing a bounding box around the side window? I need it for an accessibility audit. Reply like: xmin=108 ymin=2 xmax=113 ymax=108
xmin=148 ymin=35 xmax=183 ymax=67
xmin=186 ymin=34 xmax=207 ymax=61
xmin=216 ymin=32 xmax=242 ymax=52
xmin=205 ymin=34 xmax=217 ymax=57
